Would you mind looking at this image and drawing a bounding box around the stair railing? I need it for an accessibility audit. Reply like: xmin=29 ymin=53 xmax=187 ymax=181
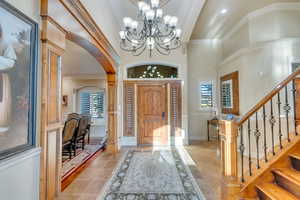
xmin=220 ymin=66 xmax=300 ymax=184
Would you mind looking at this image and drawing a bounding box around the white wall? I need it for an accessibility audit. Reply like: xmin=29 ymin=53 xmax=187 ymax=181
xmin=187 ymin=3 xmax=300 ymax=141
xmin=81 ymin=0 xmax=121 ymax=56
xmin=0 ymin=1 xmax=41 ymax=200
xmin=219 ymin=3 xmax=300 ymax=115
xmin=187 ymin=40 xmax=222 ymax=140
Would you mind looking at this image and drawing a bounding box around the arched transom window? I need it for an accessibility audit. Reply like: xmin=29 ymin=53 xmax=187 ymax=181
xmin=127 ymin=64 xmax=178 ymax=79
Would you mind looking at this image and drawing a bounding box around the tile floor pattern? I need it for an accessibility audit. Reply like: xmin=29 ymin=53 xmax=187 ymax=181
xmin=56 ymin=141 xmax=221 ymax=200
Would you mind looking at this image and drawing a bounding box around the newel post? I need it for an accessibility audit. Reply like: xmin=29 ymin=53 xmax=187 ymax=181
xmin=219 ymin=120 xmax=238 ymax=178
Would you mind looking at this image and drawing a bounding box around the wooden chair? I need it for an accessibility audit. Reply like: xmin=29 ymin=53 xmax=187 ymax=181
xmin=75 ymin=115 xmax=91 ymax=150
xmin=62 ymin=118 xmax=79 ymax=159
xmin=67 ymin=113 xmax=80 ymax=120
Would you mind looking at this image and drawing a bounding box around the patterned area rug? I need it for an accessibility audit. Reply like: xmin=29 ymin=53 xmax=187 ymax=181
xmin=62 ymin=137 xmax=106 ymax=178
xmin=99 ymin=148 xmax=206 ymax=200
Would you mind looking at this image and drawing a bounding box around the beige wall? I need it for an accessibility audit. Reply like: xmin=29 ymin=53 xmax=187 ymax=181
xmin=222 ymin=5 xmax=300 ymax=59
xmin=62 ymin=77 xmax=107 ymax=119
xmin=187 ymin=40 xmax=222 ymax=140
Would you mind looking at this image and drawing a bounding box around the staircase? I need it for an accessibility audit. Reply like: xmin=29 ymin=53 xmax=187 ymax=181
xmin=219 ymin=67 xmax=300 ymax=200
xmin=256 ymin=150 xmax=300 ymax=200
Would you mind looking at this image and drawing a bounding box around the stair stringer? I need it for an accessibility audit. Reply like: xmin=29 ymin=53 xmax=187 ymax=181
xmin=239 ymin=136 xmax=300 ymax=199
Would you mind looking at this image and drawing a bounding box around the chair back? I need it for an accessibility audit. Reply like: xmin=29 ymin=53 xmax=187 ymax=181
xmin=77 ymin=115 xmax=91 ymax=137
xmin=67 ymin=113 xmax=80 ymax=120
xmin=62 ymin=118 xmax=79 ymax=143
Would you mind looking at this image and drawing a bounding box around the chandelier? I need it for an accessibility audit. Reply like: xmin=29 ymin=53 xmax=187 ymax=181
xmin=119 ymin=0 xmax=182 ymax=57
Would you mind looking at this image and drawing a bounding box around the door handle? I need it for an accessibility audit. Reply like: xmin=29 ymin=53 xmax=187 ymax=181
xmin=162 ymin=112 xmax=165 ymax=119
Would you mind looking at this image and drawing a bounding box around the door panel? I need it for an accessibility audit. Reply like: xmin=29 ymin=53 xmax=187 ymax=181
xmin=138 ymin=84 xmax=168 ymax=145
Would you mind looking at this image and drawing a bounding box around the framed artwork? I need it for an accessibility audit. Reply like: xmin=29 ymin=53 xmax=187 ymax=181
xmin=62 ymin=95 xmax=68 ymax=106
xmin=0 ymin=1 xmax=38 ymax=160
xmin=220 ymin=71 xmax=239 ymax=115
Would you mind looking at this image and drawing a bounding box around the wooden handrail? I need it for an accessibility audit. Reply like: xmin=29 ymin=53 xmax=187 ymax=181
xmin=237 ymin=66 xmax=300 ymax=126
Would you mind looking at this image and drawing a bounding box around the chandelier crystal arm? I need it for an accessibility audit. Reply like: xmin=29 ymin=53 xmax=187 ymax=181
xmin=119 ymin=0 xmax=182 ymax=57
xmin=155 ymin=45 xmax=170 ymax=55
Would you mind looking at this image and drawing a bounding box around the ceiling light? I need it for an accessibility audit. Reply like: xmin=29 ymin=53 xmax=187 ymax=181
xmin=221 ymin=9 xmax=228 ymax=14
xmin=119 ymin=1 xmax=182 ymax=56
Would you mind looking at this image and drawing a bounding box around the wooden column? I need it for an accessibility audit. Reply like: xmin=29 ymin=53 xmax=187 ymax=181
xmin=40 ymin=13 xmax=66 ymax=200
xmin=107 ymin=73 xmax=118 ymax=154
xmin=219 ymin=120 xmax=238 ymax=177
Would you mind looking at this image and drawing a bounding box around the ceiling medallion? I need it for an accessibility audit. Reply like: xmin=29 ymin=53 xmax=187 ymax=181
xmin=129 ymin=0 xmax=171 ymax=8
xmin=119 ymin=0 xmax=182 ymax=57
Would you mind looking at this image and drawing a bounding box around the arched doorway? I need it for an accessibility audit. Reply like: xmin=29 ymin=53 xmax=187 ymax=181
xmin=40 ymin=1 xmax=119 ymax=199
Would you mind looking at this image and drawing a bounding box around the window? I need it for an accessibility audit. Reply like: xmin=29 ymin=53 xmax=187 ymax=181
xmin=79 ymin=92 xmax=104 ymax=118
xmin=127 ymin=64 xmax=178 ymax=79
xmin=220 ymin=71 xmax=239 ymax=115
xmin=292 ymin=62 xmax=300 ymax=72
xmin=221 ymin=80 xmax=233 ymax=108
xmin=200 ymin=81 xmax=213 ymax=109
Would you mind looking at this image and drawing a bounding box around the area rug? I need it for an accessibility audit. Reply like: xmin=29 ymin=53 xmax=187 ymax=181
xmin=62 ymin=137 xmax=106 ymax=178
xmin=98 ymin=148 xmax=206 ymax=200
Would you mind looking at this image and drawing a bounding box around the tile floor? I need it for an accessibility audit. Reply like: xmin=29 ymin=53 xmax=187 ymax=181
xmin=56 ymin=140 xmax=221 ymax=200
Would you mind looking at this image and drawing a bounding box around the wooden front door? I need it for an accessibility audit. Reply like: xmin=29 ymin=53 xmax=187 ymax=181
xmin=138 ymin=84 xmax=168 ymax=145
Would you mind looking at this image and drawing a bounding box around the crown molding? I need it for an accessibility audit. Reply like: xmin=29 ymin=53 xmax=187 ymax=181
xmin=188 ymin=39 xmax=221 ymax=45
xmin=222 ymin=3 xmax=300 ymax=41
xmin=218 ymin=37 xmax=300 ymax=67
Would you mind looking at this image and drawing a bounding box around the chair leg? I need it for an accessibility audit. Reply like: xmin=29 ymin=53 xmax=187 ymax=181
xmin=73 ymin=143 xmax=76 ymax=156
xmin=68 ymin=145 xmax=72 ymax=159
xmin=82 ymin=139 xmax=85 ymax=150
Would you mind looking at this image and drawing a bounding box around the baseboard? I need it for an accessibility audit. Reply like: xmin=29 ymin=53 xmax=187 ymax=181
xmin=121 ymin=137 xmax=137 ymax=146
xmin=189 ymin=135 xmax=207 ymax=141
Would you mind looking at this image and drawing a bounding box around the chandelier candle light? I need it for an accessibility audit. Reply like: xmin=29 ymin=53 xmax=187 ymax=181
xmin=119 ymin=0 xmax=182 ymax=56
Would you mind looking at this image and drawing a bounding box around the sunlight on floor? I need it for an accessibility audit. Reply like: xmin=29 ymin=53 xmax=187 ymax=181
xmin=57 ymin=140 xmax=221 ymax=200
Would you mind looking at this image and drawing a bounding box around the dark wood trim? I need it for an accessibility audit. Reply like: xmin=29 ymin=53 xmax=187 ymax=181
xmin=41 ymin=15 xmax=68 ymax=35
xmin=170 ymin=82 xmax=182 ymax=137
xmin=220 ymin=71 xmax=240 ymax=115
xmin=124 ymin=83 xmax=135 ymax=137
xmin=66 ymin=33 xmax=115 ymax=74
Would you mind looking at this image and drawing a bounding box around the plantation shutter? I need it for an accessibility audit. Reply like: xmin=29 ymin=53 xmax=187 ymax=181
xmin=80 ymin=91 xmax=105 ymax=118
xmin=200 ymin=82 xmax=213 ymax=109
xmin=80 ymin=92 xmax=91 ymax=115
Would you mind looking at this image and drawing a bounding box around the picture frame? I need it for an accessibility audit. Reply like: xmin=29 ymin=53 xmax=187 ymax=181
xmin=220 ymin=71 xmax=239 ymax=115
xmin=62 ymin=95 xmax=68 ymax=106
xmin=0 ymin=1 xmax=38 ymax=160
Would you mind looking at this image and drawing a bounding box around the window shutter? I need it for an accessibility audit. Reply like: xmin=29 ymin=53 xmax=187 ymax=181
xmin=221 ymin=80 xmax=233 ymax=108
xmin=80 ymin=91 xmax=105 ymax=118
xmin=170 ymin=82 xmax=182 ymax=136
xmin=200 ymin=82 xmax=213 ymax=109
xmin=80 ymin=92 xmax=91 ymax=115
xmin=124 ymin=83 xmax=135 ymax=136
